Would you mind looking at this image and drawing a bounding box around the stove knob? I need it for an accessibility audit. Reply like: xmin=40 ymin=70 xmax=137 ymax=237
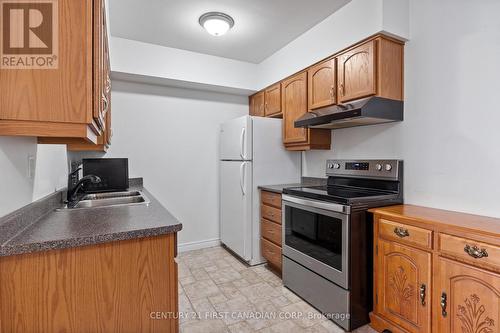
xmin=327 ymin=163 xmax=334 ymax=169
xmin=385 ymin=164 xmax=393 ymax=171
xmin=333 ymin=163 xmax=341 ymax=169
xmin=375 ymin=164 xmax=383 ymax=171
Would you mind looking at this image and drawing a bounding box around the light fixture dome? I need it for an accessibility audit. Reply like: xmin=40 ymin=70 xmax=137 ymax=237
xmin=199 ymin=12 xmax=234 ymax=36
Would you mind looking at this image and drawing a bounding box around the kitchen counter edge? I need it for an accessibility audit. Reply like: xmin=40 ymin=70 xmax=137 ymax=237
xmin=0 ymin=179 xmax=182 ymax=257
xmin=369 ymin=204 xmax=500 ymax=240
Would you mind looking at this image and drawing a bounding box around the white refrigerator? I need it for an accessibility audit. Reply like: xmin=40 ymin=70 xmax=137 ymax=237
xmin=220 ymin=115 xmax=300 ymax=265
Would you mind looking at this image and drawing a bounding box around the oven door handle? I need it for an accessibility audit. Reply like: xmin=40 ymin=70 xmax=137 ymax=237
xmin=282 ymin=195 xmax=350 ymax=214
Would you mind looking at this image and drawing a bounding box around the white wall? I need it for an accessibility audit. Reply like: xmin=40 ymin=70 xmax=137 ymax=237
xmin=77 ymin=81 xmax=248 ymax=247
xmin=257 ymin=0 xmax=409 ymax=88
xmin=111 ymin=37 xmax=259 ymax=93
xmin=110 ymin=0 xmax=409 ymax=93
xmin=32 ymin=145 xmax=68 ymax=201
xmin=303 ymin=0 xmax=500 ymax=218
xmin=0 ymin=138 xmax=67 ymax=218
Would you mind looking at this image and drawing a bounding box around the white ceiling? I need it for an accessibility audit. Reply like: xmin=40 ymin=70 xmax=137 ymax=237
xmin=108 ymin=0 xmax=351 ymax=64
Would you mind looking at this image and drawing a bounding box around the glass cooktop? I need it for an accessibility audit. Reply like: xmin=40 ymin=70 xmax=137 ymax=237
xmin=283 ymin=185 xmax=396 ymax=204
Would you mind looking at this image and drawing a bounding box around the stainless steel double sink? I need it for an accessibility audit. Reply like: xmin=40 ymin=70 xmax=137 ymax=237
xmin=59 ymin=190 xmax=150 ymax=210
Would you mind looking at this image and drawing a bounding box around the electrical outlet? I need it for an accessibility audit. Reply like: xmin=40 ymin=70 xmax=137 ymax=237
xmin=28 ymin=155 xmax=36 ymax=180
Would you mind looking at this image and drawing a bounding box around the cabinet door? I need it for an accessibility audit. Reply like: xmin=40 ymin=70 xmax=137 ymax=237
xmin=264 ymin=84 xmax=281 ymax=116
xmin=92 ymin=0 xmax=105 ymax=133
xmin=101 ymin=0 xmax=111 ymax=123
xmin=436 ymin=257 xmax=500 ymax=333
xmin=0 ymin=0 xmax=93 ymax=124
xmin=104 ymin=25 xmax=112 ymax=147
xmin=250 ymin=92 xmax=265 ymax=117
xmin=376 ymin=239 xmax=431 ymax=333
xmin=282 ymin=72 xmax=308 ymax=144
xmin=308 ymin=59 xmax=336 ymax=110
xmin=338 ymin=40 xmax=376 ymax=102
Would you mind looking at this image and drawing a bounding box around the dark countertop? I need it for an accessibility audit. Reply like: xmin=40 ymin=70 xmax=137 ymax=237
xmin=258 ymin=177 xmax=328 ymax=194
xmin=258 ymin=184 xmax=303 ymax=194
xmin=0 ymin=182 xmax=182 ymax=257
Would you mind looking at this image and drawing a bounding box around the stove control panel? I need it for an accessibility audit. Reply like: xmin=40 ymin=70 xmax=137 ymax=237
xmin=326 ymin=159 xmax=402 ymax=180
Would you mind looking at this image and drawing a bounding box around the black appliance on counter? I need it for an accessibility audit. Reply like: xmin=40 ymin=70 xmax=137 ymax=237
xmin=282 ymin=159 xmax=403 ymax=331
xmin=82 ymin=158 xmax=129 ymax=192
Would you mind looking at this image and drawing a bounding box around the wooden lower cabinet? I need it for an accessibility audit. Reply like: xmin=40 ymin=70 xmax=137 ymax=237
xmin=262 ymin=238 xmax=282 ymax=270
xmin=0 ymin=234 xmax=179 ymax=333
xmin=435 ymin=257 xmax=500 ymax=333
xmin=260 ymin=190 xmax=283 ymax=272
xmin=371 ymin=205 xmax=500 ymax=333
xmin=374 ymin=239 xmax=431 ymax=333
xmin=262 ymin=219 xmax=282 ymax=245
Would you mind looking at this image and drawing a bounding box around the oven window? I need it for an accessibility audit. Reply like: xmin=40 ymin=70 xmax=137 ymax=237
xmin=285 ymin=205 xmax=343 ymax=272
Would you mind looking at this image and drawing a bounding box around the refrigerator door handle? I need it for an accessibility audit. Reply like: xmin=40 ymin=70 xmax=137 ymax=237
xmin=239 ymin=162 xmax=246 ymax=196
xmin=240 ymin=128 xmax=246 ymax=160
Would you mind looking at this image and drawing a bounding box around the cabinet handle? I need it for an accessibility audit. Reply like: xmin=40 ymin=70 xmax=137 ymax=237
xmin=340 ymin=83 xmax=344 ymax=96
xmin=464 ymin=244 xmax=488 ymax=259
xmin=441 ymin=292 xmax=447 ymax=317
xmin=393 ymin=227 xmax=410 ymax=238
xmin=102 ymin=94 xmax=109 ymax=113
xmin=419 ymin=284 xmax=426 ymax=306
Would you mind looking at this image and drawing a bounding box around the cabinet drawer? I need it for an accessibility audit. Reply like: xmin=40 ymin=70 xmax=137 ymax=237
xmin=261 ymin=191 xmax=281 ymax=209
xmin=261 ymin=204 xmax=281 ymax=224
xmin=262 ymin=238 xmax=282 ymax=269
xmin=379 ymin=219 xmax=432 ymax=249
xmin=439 ymin=233 xmax=500 ymax=270
xmin=262 ymin=219 xmax=282 ymax=246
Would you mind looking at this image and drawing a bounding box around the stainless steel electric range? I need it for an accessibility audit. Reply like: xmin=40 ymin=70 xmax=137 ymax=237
xmin=282 ymin=159 xmax=403 ymax=331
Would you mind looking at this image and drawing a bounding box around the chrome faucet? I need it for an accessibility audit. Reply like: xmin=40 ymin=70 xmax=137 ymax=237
xmin=67 ymin=172 xmax=101 ymax=203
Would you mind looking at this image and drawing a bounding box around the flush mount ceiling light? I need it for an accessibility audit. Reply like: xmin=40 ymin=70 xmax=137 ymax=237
xmin=199 ymin=12 xmax=234 ymax=36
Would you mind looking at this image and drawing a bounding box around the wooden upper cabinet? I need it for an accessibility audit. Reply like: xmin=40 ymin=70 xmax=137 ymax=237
xmin=249 ymin=91 xmax=265 ymax=117
xmin=436 ymin=257 xmax=500 ymax=333
xmin=337 ymin=37 xmax=404 ymax=103
xmin=337 ymin=40 xmax=377 ymax=102
xmin=282 ymin=72 xmax=331 ymax=151
xmin=246 ymin=34 xmax=402 ymax=151
xmin=264 ymin=83 xmax=282 ymax=117
xmin=376 ymin=239 xmax=431 ymax=333
xmin=66 ymin=0 xmax=111 ymax=152
xmin=0 ymin=0 xmax=110 ymax=144
xmin=308 ymin=58 xmax=336 ymax=110
xmin=282 ymin=72 xmax=308 ymax=145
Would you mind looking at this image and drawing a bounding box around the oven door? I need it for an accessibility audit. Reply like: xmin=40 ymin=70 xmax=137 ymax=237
xmin=282 ymin=195 xmax=350 ymax=289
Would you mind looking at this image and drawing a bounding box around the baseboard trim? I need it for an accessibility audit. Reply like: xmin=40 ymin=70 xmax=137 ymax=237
xmin=178 ymin=238 xmax=221 ymax=253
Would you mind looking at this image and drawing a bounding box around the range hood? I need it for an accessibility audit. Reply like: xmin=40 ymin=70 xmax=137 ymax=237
xmin=295 ymin=96 xmax=403 ymax=129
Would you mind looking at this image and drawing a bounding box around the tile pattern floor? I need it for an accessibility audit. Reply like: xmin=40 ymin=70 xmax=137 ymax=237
xmin=178 ymin=246 xmax=377 ymax=333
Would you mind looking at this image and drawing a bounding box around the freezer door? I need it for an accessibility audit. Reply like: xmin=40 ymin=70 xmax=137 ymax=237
xmin=220 ymin=161 xmax=253 ymax=260
xmin=220 ymin=116 xmax=253 ymax=160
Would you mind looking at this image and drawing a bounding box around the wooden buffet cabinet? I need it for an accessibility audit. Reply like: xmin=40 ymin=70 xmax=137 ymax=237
xmin=0 ymin=0 xmax=112 ymax=151
xmin=0 ymin=234 xmax=178 ymax=333
xmin=260 ymin=190 xmax=283 ymax=273
xmin=249 ymin=34 xmax=404 ymax=151
xmin=370 ymin=205 xmax=500 ymax=333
